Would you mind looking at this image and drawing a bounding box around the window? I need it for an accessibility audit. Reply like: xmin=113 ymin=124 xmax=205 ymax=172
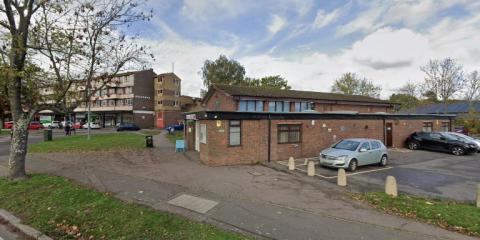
xmin=275 ymin=101 xmax=283 ymax=112
xmin=101 ymin=100 xmax=107 ymax=107
xmin=116 ymin=99 xmax=124 ymax=106
xmin=422 ymin=122 xmax=433 ymax=132
xmin=371 ymin=141 xmax=381 ymax=150
xmin=238 ymin=100 xmax=264 ymax=112
xmin=125 ymin=99 xmax=132 ymax=106
xmin=278 ymin=124 xmax=301 ymax=144
xmin=430 ymin=133 xmax=442 ymax=140
xmin=108 ymin=100 xmax=115 ymax=106
xmin=441 ymin=122 xmax=450 ymax=132
xmin=229 ymin=120 xmax=241 ymax=146
xmin=268 ymin=101 xmax=276 ymax=112
xmin=283 ymin=102 xmax=290 ymax=112
xmin=359 ymin=142 xmax=371 ymax=151
xmin=294 ymin=102 xmax=313 ymax=112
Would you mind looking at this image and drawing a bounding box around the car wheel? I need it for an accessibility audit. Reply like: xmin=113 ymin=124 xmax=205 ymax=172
xmin=451 ymin=146 xmax=465 ymax=156
xmin=407 ymin=141 xmax=419 ymax=150
xmin=379 ymin=155 xmax=388 ymax=166
xmin=347 ymin=159 xmax=358 ymax=172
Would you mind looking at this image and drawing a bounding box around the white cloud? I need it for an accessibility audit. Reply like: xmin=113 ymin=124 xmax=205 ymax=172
xmin=267 ymin=15 xmax=287 ymax=35
xmin=180 ymin=0 xmax=251 ymax=22
xmin=312 ymin=8 xmax=342 ymax=29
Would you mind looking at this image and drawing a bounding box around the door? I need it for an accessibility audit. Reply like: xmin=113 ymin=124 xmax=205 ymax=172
xmin=427 ymin=133 xmax=449 ymax=151
xmin=194 ymin=121 xmax=200 ymax=152
xmin=356 ymin=142 xmax=374 ymax=166
xmin=385 ymin=123 xmax=393 ymax=147
xmin=370 ymin=141 xmax=383 ymax=163
xmin=156 ymin=112 xmax=164 ymax=129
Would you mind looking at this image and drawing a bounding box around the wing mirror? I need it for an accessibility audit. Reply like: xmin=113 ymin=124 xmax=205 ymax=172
xmin=359 ymin=148 xmax=368 ymax=152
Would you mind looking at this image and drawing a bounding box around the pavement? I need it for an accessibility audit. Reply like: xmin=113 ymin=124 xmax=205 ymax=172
xmin=0 ymin=224 xmax=24 ymax=240
xmin=0 ymin=133 xmax=477 ymax=240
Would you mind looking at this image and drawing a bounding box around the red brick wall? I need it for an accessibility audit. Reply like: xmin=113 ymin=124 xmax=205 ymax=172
xmin=195 ymin=118 xmax=451 ymax=165
xmin=199 ymin=120 xmax=268 ymax=166
xmin=314 ymin=103 xmax=390 ymax=113
xmin=205 ymin=91 xmax=236 ymax=111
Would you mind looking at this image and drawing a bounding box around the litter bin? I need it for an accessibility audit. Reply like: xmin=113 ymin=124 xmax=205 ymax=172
xmin=44 ymin=129 xmax=53 ymax=141
xmin=145 ymin=135 xmax=153 ymax=148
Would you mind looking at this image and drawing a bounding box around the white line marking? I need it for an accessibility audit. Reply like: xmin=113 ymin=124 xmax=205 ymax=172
xmin=276 ymin=161 xmax=393 ymax=179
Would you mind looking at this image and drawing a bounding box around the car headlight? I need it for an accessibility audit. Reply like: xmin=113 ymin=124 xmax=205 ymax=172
xmin=336 ymin=155 xmax=348 ymax=161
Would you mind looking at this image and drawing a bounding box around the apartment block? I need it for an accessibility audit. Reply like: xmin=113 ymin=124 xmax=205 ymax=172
xmin=154 ymin=72 xmax=182 ymax=128
xmin=74 ymin=69 xmax=156 ymax=128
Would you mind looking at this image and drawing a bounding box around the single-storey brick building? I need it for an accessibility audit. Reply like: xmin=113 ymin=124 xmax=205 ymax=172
xmin=184 ymin=85 xmax=454 ymax=166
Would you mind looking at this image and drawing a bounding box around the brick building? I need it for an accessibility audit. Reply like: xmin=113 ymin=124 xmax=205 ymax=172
xmin=154 ymin=73 xmax=182 ymax=128
xmin=185 ymin=85 xmax=454 ymax=166
xmin=74 ymin=69 xmax=156 ymax=128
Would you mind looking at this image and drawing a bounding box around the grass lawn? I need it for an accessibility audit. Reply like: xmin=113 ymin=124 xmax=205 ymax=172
xmin=139 ymin=129 xmax=163 ymax=136
xmin=0 ymin=174 xmax=249 ymax=240
xmin=165 ymin=131 xmax=184 ymax=144
xmin=356 ymin=192 xmax=480 ymax=237
xmin=29 ymin=133 xmax=146 ymax=153
xmin=0 ymin=129 xmax=10 ymax=136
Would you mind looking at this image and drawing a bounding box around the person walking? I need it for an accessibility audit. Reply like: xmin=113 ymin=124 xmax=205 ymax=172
xmin=65 ymin=124 xmax=71 ymax=136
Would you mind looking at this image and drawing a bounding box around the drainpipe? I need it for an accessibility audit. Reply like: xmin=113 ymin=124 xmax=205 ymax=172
xmin=382 ymin=116 xmax=386 ymax=144
xmin=267 ymin=114 xmax=271 ymax=162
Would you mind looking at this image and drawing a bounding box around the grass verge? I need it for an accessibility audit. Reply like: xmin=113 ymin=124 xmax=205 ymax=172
xmin=165 ymin=131 xmax=184 ymax=144
xmin=356 ymin=192 xmax=480 ymax=237
xmin=28 ymin=133 xmax=145 ymax=153
xmin=0 ymin=174 xmax=250 ymax=240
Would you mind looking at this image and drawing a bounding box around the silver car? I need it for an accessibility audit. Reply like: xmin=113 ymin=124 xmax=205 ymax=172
xmin=319 ymin=138 xmax=388 ymax=172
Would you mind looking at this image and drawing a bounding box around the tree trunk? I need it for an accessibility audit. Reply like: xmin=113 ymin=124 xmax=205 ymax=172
xmin=8 ymin=115 xmax=29 ymax=180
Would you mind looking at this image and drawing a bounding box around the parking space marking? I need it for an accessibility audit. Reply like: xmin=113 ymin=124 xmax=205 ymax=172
xmin=275 ymin=159 xmax=393 ymax=179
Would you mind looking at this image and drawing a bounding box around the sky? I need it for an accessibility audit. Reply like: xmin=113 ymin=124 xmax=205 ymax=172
xmin=130 ymin=0 xmax=480 ymax=99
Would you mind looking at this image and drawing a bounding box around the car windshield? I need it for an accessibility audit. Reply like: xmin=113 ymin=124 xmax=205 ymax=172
xmin=333 ymin=140 xmax=361 ymax=151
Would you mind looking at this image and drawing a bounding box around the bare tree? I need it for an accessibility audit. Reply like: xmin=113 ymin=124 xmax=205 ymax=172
xmin=331 ymin=72 xmax=382 ymax=98
xmin=0 ymin=0 xmax=151 ymax=180
xmin=420 ymin=58 xmax=465 ymax=113
xmin=463 ymin=71 xmax=480 ymax=104
xmin=398 ymin=82 xmax=418 ymax=97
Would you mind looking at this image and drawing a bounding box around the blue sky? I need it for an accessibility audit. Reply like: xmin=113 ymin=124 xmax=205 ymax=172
xmin=132 ymin=0 xmax=480 ymax=98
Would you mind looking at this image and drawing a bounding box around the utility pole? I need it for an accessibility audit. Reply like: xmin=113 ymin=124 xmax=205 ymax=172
xmin=86 ymin=82 xmax=91 ymax=140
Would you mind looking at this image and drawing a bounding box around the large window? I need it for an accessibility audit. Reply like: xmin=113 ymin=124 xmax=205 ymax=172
xmin=229 ymin=120 xmax=241 ymax=146
xmin=294 ymin=102 xmax=313 ymax=112
xmin=268 ymin=101 xmax=290 ymax=112
xmin=422 ymin=122 xmax=433 ymax=132
xmin=278 ymin=124 xmax=302 ymax=144
xmin=238 ymin=100 xmax=263 ymax=112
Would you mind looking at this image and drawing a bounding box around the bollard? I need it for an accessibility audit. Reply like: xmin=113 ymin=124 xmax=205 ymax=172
xmin=337 ymin=168 xmax=347 ymax=186
xmin=385 ymin=176 xmax=398 ymax=197
xmin=288 ymin=157 xmax=295 ymax=170
xmin=307 ymin=160 xmax=315 ymax=176
xmin=477 ymin=184 xmax=480 ymax=208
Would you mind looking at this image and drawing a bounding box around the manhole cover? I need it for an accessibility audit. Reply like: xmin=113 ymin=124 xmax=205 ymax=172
xmin=168 ymin=194 xmax=218 ymax=214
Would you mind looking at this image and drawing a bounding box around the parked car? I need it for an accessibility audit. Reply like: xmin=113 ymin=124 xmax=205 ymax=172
xmin=43 ymin=121 xmax=61 ymax=128
xmin=82 ymin=122 xmax=101 ymax=129
xmin=3 ymin=121 xmax=13 ymax=129
xmin=319 ymin=138 xmax=388 ymax=172
xmin=73 ymin=122 xmax=83 ymax=129
xmin=28 ymin=121 xmax=44 ymax=130
xmin=166 ymin=123 xmax=184 ymax=132
xmin=406 ymin=132 xmax=478 ymax=156
xmin=444 ymin=132 xmax=480 ymax=152
xmin=116 ymin=123 xmax=140 ymax=131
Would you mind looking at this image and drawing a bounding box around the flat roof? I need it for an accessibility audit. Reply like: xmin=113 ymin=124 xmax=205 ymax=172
xmin=185 ymin=110 xmax=455 ymax=120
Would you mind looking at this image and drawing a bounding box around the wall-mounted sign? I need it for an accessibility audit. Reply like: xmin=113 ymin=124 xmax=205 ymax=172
xmin=186 ymin=114 xmax=197 ymax=120
xmin=216 ymin=120 xmax=222 ymax=127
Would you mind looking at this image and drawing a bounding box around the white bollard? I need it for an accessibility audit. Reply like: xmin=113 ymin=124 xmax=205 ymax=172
xmin=385 ymin=176 xmax=398 ymax=197
xmin=307 ymin=160 xmax=315 ymax=176
xmin=337 ymin=169 xmax=347 ymax=186
xmin=476 ymin=184 xmax=480 ymax=208
xmin=288 ymin=157 xmax=295 ymax=170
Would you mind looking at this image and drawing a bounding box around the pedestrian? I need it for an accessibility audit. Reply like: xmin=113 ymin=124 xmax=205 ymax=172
xmin=65 ymin=124 xmax=71 ymax=136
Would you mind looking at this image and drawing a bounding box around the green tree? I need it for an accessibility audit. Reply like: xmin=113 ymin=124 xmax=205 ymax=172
xmin=0 ymin=0 xmax=151 ymax=180
xmin=201 ymin=55 xmax=246 ymax=87
xmin=331 ymin=72 xmax=382 ymax=98
xmin=246 ymin=75 xmax=291 ymax=90
xmin=389 ymin=93 xmax=420 ymax=111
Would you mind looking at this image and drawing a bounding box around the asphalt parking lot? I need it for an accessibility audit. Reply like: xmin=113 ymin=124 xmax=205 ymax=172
xmin=278 ymin=149 xmax=480 ymax=202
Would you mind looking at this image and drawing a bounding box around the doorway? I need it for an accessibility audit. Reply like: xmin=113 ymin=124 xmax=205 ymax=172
xmin=385 ymin=122 xmax=393 ymax=147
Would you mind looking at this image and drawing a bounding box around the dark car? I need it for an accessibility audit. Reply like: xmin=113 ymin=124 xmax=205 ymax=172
xmin=406 ymin=132 xmax=478 ymax=156
xmin=116 ymin=123 xmax=140 ymax=131
xmin=166 ymin=123 xmax=184 ymax=132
